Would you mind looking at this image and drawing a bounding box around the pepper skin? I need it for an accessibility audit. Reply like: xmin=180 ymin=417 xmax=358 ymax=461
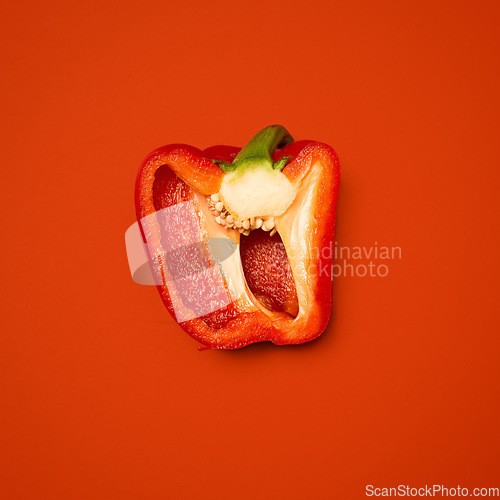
xmin=135 ymin=125 xmax=340 ymax=349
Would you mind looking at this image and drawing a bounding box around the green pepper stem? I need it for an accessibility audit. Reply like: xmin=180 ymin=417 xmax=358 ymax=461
xmin=215 ymin=125 xmax=294 ymax=173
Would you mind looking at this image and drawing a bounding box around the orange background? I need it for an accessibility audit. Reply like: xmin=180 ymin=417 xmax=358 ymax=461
xmin=1 ymin=0 xmax=499 ymax=498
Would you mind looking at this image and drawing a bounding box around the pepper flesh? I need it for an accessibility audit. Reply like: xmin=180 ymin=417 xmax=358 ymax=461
xmin=135 ymin=126 xmax=340 ymax=349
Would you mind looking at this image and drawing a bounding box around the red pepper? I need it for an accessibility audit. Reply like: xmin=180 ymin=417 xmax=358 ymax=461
xmin=135 ymin=125 xmax=340 ymax=349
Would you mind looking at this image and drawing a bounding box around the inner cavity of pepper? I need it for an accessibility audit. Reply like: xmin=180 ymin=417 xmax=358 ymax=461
xmin=151 ymin=165 xmax=298 ymax=323
xmin=240 ymin=229 xmax=299 ymax=318
xmin=207 ymin=193 xmax=299 ymax=317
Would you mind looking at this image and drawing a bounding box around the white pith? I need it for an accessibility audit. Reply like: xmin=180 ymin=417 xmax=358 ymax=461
xmin=218 ymin=166 xmax=297 ymax=221
xmin=275 ymin=163 xmax=323 ymax=317
xmin=195 ymin=192 xmax=256 ymax=311
xmin=208 ymin=167 xmax=298 ymax=237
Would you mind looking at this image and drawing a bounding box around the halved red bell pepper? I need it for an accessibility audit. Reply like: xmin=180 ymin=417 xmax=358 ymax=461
xmin=135 ymin=125 xmax=340 ymax=349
